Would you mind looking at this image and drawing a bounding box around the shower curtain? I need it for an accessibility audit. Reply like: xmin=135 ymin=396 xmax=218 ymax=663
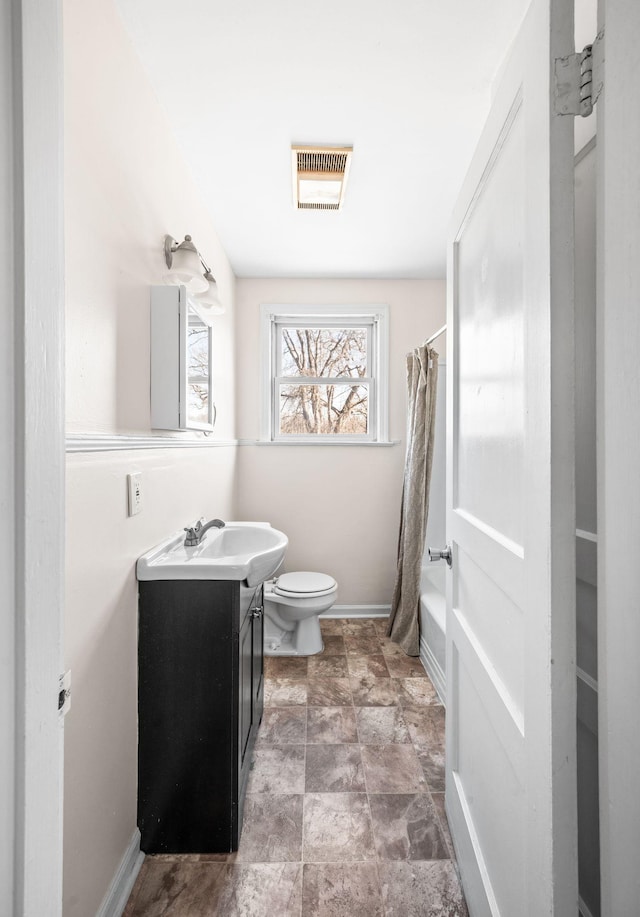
xmin=387 ymin=345 xmax=439 ymax=656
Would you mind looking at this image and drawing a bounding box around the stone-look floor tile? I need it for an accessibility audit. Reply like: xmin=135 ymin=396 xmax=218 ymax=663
xmin=256 ymin=707 xmax=307 ymax=745
xmin=349 ymin=675 xmax=401 ymax=707
xmin=212 ymin=863 xmax=303 ymax=916
xmin=379 ymin=637 xmax=406 ymax=657
xmin=320 ymin=617 xmax=343 ymax=635
xmin=307 ymin=706 xmax=358 ymax=744
xmin=347 ymin=655 xmax=390 ymax=678
xmin=356 ymin=706 xmax=411 ymax=745
xmin=395 ymin=677 xmax=440 ymax=707
xmin=344 ymin=635 xmax=383 ymax=656
xmin=369 ymin=794 xmax=449 ymax=861
xmin=373 ymin=617 xmax=391 ymax=636
xmin=305 ymin=744 xmax=365 ymax=792
xmin=378 ymin=861 xmax=469 ymax=916
xmin=403 ymin=704 xmax=445 ymax=793
xmin=416 ymin=750 xmax=446 ymax=793
xmin=303 ymin=793 xmax=375 ymax=862
xmin=403 ymin=704 xmax=445 ymax=754
xmin=341 ymin=619 xmax=378 ymax=636
xmin=264 ymin=655 xmax=308 ymax=678
xmin=264 ymin=677 xmax=308 ymax=707
xmin=361 ymin=744 xmax=427 ymax=794
xmin=403 ymin=706 xmax=446 ymax=791
xmin=403 ymin=704 xmax=445 ymax=747
xmin=319 ymin=634 xmax=346 ymax=655
xmin=431 ymin=793 xmax=455 ymax=856
xmin=385 ymin=655 xmax=428 ymax=678
xmin=247 ymin=745 xmax=306 ymax=794
xmin=234 ymin=794 xmax=303 ymax=863
xmin=307 ymin=677 xmax=353 ymax=706
xmin=123 ymin=859 xmax=226 ymax=916
xmin=302 ymin=863 xmax=384 ymax=916
xmin=308 ymin=654 xmax=349 ymax=678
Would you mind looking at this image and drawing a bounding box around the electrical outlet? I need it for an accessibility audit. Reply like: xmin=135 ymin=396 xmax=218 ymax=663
xmin=127 ymin=472 xmax=143 ymax=516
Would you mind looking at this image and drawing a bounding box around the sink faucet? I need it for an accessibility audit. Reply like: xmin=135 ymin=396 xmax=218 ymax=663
xmin=183 ymin=518 xmax=225 ymax=546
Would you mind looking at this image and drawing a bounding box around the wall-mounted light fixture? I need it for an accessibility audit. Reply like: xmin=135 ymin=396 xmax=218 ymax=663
xmin=163 ymin=234 xmax=225 ymax=315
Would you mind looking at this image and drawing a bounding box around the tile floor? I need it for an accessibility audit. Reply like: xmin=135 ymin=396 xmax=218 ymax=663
xmin=124 ymin=617 xmax=468 ymax=917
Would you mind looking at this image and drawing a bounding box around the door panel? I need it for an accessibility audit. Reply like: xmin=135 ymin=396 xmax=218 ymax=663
xmin=455 ymin=98 xmax=526 ymax=548
xmin=445 ymin=0 xmax=577 ymax=913
xmin=238 ymin=612 xmax=253 ymax=767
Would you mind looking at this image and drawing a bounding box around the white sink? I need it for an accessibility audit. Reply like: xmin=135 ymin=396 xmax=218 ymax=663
xmin=137 ymin=522 xmax=288 ymax=587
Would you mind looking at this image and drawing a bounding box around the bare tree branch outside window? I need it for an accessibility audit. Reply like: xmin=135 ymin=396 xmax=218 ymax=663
xmin=187 ymin=320 xmax=209 ymax=424
xmin=278 ymin=327 xmax=369 ymax=434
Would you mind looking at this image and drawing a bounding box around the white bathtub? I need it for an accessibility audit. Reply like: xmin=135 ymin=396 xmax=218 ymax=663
xmin=419 ymin=362 xmax=447 ymax=702
xmin=420 ymin=564 xmax=446 ymax=703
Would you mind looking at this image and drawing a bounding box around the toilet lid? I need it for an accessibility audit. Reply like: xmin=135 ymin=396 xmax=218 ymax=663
xmin=274 ymin=571 xmax=337 ymax=598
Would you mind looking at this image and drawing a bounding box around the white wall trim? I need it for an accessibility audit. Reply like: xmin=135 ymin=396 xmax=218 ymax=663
xmin=320 ymin=605 xmax=391 ymax=619
xmin=0 ymin=0 xmax=16 ymax=905
xmin=95 ymin=830 xmax=144 ymax=917
xmin=66 ymin=434 xmax=239 ymax=453
xmin=237 ymin=439 xmax=399 ymax=447
xmin=420 ymin=633 xmax=446 ymax=705
xmin=13 ymin=0 xmax=65 ymax=912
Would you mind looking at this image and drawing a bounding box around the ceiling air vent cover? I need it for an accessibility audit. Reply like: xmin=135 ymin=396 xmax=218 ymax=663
xmin=292 ymin=144 xmax=353 ymax=211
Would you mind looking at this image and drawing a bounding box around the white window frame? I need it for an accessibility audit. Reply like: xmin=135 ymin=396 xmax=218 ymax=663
xmin=260 ymin=304 xmax=389 ymax=443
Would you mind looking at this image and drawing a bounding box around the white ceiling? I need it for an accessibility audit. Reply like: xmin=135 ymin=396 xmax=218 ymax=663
xmin=115 ymin=0 xmax=530 ymax=278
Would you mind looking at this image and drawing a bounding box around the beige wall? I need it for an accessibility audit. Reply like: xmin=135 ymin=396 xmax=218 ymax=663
xmin=63 ymin=1 xmax=237 ymax=914
xmin=235 ymin=279 xmax=446 ymax=606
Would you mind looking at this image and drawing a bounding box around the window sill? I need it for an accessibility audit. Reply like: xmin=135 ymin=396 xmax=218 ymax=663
xmin=239 ymin=439 xmax=400 ymax=447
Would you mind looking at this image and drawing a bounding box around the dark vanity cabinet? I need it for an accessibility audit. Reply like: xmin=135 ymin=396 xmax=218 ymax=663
xmin=137 ymin=579 xmax=264 ymax=853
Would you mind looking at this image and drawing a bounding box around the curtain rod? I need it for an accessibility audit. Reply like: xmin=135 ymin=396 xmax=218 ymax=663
xmin=424 ymin=323 xmax=447 ymax=346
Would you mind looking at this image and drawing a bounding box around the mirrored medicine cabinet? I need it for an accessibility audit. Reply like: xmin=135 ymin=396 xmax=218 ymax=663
xmin=150 ymin=285 xmax=216 ymax=431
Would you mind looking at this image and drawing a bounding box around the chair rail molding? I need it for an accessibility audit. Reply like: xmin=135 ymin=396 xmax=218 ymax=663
xmin=66 ymin=433 xmax=239 ymax=453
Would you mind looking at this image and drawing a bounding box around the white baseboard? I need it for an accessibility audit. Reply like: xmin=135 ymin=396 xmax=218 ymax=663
xmin=96 ymin=828 xmax=144 ymax=917
xmin=320 ymin=605 xmax=391 ymax=619
xmin=420 ymin=634 xmax=446 ymax=705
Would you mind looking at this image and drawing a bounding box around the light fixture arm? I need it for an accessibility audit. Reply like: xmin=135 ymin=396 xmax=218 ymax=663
xmin=163 ymin=233 xmax=215 ymax=283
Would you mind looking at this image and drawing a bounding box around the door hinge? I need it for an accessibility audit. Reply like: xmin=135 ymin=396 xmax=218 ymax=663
xmin=58 ymin=670 xmax=71 ymax=718
xmin=554 ymin=29 xmax=604 ymax=118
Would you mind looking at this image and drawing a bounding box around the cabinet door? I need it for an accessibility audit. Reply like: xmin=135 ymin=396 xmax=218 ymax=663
xmin=238 ymin=610 xmax=253 ymax=770
xmin=252 ymin=587 xmax=264 ymax=719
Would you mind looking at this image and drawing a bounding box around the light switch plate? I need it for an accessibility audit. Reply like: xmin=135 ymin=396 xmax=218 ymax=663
xmin=127 ymin=472 xmax=143 ymax=516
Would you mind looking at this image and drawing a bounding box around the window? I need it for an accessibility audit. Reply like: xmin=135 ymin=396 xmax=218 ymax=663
xmin=261 ymin=304 xmax=389 ymax=442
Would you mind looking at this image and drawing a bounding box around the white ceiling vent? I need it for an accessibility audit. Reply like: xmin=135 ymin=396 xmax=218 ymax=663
xmin=291 ymin=145 xmax=353 ymax=211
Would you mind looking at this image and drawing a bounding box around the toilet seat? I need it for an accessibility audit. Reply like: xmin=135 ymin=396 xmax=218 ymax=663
xmin=274 ymin=571 xmax=337 ymax=599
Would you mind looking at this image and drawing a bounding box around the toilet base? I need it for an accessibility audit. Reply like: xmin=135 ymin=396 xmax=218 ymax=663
xmin=263 ymin=613 xmax=324 ymax=656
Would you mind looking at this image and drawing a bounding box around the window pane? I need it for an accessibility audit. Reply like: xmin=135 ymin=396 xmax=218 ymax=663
xmin=280 ymin=327 xmax=367 ymax=378
xmin=188 ymin=317 xmax=209 ymax=379
xmin=279 ymin=383 xmax=368 ymax=435
xmin=187 ymin=382 xmax=209 ymax=425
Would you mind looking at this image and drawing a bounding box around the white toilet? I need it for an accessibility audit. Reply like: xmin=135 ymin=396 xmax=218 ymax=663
xmin=263 ymin=571 xmax=338 ymax=656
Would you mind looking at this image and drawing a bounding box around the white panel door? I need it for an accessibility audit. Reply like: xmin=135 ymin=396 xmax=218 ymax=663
xmin=445 ymin=0 xmax=577 ymax=914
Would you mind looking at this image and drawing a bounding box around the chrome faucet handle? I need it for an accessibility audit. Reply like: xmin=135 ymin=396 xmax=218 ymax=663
xmin=183 ymin=523 xmax=201 ymax=546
